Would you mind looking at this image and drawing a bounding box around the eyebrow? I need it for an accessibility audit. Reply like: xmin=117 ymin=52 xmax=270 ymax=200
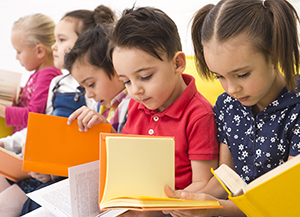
xmin=118 ymin=67 xmax=153 ymax=78
xmin=211 ymin=66 xmax=249 ymax=74
xmin=80 ymin=77 xmax=93 ymax=84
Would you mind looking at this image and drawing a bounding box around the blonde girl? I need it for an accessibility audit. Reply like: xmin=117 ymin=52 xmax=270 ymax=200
xmin=0 ymin=14 xmax=61 ymax=134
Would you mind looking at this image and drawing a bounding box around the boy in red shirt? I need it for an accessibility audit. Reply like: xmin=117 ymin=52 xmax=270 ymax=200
xmin=109 ymin=7 xmax=219 ymax=197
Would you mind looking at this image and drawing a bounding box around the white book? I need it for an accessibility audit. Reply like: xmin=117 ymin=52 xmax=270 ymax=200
xmin=26 ymin=161 xmax=127 ymax=217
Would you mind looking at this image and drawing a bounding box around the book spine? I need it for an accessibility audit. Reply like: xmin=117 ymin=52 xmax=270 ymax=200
xmin=229 ymin=195 xmax=269 ymax=217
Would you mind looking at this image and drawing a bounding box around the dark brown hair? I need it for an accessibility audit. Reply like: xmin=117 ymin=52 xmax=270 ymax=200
xmin=64 ymin=24 xmax=114 ymax=79
xmin=192 ymin=0 xmax=300 ymax=90
xmin=108 ymin=6 xmax=182 ymax=61
xmin=62 ymin=5 xmax=115 ymax=36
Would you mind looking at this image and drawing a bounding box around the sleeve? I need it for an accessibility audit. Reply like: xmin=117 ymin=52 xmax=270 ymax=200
xmin=187 ymin=111 xmax=219 ymax=160
xmin=5 ymin=68 xmax=61 ymax=127
xmin=1 ymin=128 xmax=27 ymax=154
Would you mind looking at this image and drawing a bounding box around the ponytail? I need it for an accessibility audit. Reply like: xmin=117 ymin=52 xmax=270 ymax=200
xmin=191 ymin=4 xmax=215 ymax=80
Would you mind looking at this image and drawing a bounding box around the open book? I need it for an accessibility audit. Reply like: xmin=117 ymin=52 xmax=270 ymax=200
xmin=99 ymin=133 xmax=221 ymax=210
xmin=212 ymin=154 xmax=300 ymax=217
xmin=0 ymin=69 xmax=21 ymax=106
xmin=0 ymin=146 xmax=30 ymax=182
xmin=23 ymin=113 xmax=111 ymax=176
xmin=26 ymin=161 xmax=127 ymax=217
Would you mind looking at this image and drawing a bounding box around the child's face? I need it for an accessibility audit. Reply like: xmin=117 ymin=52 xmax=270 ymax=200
xmin=112 ymin=47 xmax=185 ymax=112
xmin=203 ymin=33 xmax=280 ymax=109
xmin=11 ymin=30 xmax=40 ymax=71
xmin=52 ymin=19 xmax=78 ymax=69
xmin=71 ymin=60 xmax=125 ymax=108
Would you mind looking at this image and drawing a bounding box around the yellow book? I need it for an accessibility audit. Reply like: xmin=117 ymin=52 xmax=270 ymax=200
xmin=212 ymin=154 xmax=300 ymax=217
xmin=0 ymin=147 xmax=30 ymax=182
xmin=23 ymin=113 xmax=111 ymax=176
xmin=99 ymin=133 xmax=221 ymax=211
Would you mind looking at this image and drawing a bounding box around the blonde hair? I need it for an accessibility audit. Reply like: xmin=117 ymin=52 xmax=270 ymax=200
xmin=12 ymin=13 xmax=55 ymax=59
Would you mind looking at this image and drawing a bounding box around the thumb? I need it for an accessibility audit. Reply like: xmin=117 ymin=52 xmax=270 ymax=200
xmin=164 ymin=185 xmax=183 ymax=199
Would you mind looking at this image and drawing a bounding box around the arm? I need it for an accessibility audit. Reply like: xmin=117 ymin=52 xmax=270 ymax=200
xmin=5 ymin=69 xmax=61 ymax=127
xmin=183 ymin=159 xmax=218 ymax=193
xmin=198 ymin=142 xmax=235 ymax=198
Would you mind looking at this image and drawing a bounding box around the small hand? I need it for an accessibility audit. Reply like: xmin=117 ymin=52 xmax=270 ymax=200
xmin=67 ymin=106 xmax=108 ymax=132
xmin=162 ymin=185 xmax=219 ymax=217
xmin=0 ymin=140 xmax=4 ymax=148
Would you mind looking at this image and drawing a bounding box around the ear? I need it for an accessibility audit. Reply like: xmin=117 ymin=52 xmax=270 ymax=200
xmin=36 ymin=44 xmax=47 ymax=59
xmin=173 ymin=51 xmax=186 ymax=75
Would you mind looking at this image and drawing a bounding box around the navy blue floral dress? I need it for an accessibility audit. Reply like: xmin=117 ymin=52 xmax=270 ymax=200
xmin=214 ymin=85 xmax=300 ymax=183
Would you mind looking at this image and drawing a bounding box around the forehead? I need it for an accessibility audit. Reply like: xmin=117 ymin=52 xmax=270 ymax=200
xmin=112 ymin=46 xmax=167 ymax=74
xmin=55 ymin=19 xmax=77 ymax=36
xmin=203 ymin=34 xmax=257 ymax=72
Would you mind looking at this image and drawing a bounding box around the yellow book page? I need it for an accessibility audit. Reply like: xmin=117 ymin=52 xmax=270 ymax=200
xmin=101 ymin=136 xmax=175 ymax=205
xmin=102 ymin=196 xmax=221 ymax=210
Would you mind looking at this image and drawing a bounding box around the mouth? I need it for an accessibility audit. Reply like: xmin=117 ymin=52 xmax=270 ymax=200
xmin=140 ymin=97 xmax=151 ymax=103
xmin=99 ymin=100 xmax=104 ymax=104
xmin=236 ymin=96 xmax=249 ymax=102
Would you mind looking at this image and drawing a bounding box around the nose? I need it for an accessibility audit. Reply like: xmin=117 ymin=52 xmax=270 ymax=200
xmin=51 ymin=42 xmax=57 ymax=51
xmin=85 ymin=89 xmax=95 ymax=99
xmin=226 ymin=80 xmax=242 ymax=96
xmin=131 ymin=82 xmax=144 ymax=96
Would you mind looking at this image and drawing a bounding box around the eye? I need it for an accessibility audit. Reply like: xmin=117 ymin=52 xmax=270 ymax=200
xmin=214 ymin=74 xmax=224 ymax=80
xmin=88 ymin=83 xmax=95 ymax=88
xmin=141 ymin=74 xmax=152 ymax=81
xmin=238 ymin=72 xmax=250 ymax=78
xmin=123 ymin=80 xmax=131 ymax=85
xmin=59 ymin=38 xmax=66 ymax=42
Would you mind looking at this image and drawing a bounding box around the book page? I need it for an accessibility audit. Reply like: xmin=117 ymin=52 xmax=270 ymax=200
xmin=21 ymin=207 xmax=57 ymax=217
xmin=68 ymin=161 xmax=127 ymax=217
xmin=69 ymin=161 xmax=101 ymax=217
xmin=213 ymin=164 xmax=247 ymax=196
xmin=27 ymin=179 xmax=71 ymax=217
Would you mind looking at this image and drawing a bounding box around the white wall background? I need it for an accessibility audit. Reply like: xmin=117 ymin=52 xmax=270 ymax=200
xmin=1 ymin=0 xmax=300 ymax=86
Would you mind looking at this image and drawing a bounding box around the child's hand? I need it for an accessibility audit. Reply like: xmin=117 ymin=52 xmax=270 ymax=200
xmin=67 ymin=106 xmax=109 ymax=132
xmin=0 ymin=140 xmax=4 ymax=148
xmin=29 ymin=172 xmax=52 ymax=183
xmin=162 ymin=185 xmax=219 ymax=217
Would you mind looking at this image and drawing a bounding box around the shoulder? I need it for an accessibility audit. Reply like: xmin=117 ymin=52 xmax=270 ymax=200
xmin=36 ymin=67 xmax=62 ymax=79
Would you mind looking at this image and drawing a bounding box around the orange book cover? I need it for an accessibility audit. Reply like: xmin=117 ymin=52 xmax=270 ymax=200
xmin=0 ymin=147 xmax=30 ymax=182
xmin=23 ymin=113 xmax=111 ymax=177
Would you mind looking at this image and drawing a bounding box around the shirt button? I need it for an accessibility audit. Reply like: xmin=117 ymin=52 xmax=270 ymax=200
xmin=153 ymin=116 xmax=159 ymax=121
xmin=148 ymin=129 xmax=154 ymax=135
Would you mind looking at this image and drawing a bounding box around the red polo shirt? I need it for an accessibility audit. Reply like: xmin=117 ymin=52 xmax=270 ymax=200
xmin=122 ymin=74 xmax=219 ymax=189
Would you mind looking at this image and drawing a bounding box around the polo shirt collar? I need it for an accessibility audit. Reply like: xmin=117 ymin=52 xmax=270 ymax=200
xmin=138 ymin=74 xmax=197 ymax=119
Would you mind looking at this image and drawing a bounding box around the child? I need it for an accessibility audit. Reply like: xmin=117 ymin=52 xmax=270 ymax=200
xmin=108 ymin=6 xmax=219 ymax=217
xmin=0 ymin=13 xmax=62 ymax=134
xmin=66 ymin=25 xmax=130 ymax=134
xmin=19 ymin=5 xmax=115 ymax=216
xmin=164 ymin=0 xmax=300 ymax=216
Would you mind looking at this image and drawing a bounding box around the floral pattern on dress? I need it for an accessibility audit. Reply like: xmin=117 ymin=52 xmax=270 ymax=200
xmin=214 ymin=86 xmax=300 ymax=183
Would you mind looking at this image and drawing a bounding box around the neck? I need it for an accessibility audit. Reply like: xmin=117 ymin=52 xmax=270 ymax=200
xmin=36 ymin=57 xmax=54 ymax=71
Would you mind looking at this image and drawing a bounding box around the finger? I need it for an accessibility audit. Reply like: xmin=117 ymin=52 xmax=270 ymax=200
xmin=67 ymin=106 xmax=86 ymax=125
